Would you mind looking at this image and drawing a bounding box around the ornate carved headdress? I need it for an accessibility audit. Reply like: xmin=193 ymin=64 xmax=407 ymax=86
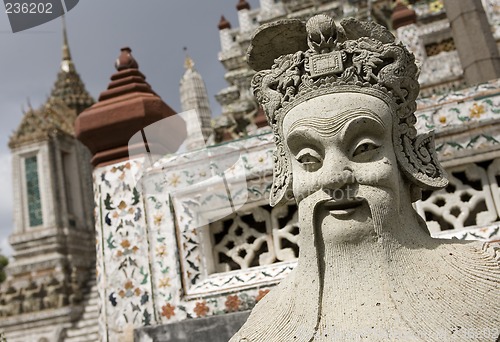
xmin=248 ymin=15 xmax=447 ymax=206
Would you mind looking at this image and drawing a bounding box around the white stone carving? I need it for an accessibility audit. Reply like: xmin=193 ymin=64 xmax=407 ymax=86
xmin=416 ymin=162 xmax=499 ymax=233
xmin=270 ymin=204 xmax=299 ymax=262
xmin=212 ymin=208 xmax=273 ymax=272
xmin=211 ymin=203 xmax=299 ymax=272
xmin=231 ymin=15 xmax=500 ymax=342
xmin=487 ymin=158 xmax=500 ymax=216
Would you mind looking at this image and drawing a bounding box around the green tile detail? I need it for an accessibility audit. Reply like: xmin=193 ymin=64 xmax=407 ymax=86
xmin=25 ymin=156 xmax=43 ymax=227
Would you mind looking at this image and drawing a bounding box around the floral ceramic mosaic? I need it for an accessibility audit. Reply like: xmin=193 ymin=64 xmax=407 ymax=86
xmin=94 ymin=159 xmax=157 ymax=341
xmin=432 ymin=223 xmax=500 ymax=241
xmin=415 ymin=80 xmax=500 ymax=161
xmin=413 ymin=0 xmax=445 ymax=18
xmin=484 ymin=0 xmax=500 ymax=39
xmin=93 ymin=134 xmax=283 ymax=340
xmin=416 ymin=80 xmax=500 ymax=130
xmin=93 ymin=82 xmax=500 ymax=340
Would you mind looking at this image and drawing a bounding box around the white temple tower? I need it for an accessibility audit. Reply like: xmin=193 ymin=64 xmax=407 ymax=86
xmin=179 ymin=54 xmax=214 ymax=150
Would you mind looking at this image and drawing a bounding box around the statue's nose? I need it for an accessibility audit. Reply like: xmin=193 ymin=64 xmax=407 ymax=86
xmin=317 ymin=164 xmax=355 ymax=192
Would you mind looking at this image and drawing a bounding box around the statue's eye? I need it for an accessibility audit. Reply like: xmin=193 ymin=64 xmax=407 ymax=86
xmin=298 ymin=154 xmax=320 ymax=164
xmin=296 ymin=149 xmax=322 ymax=170
xmin=353 ymin=142 xmax=380 ymax=159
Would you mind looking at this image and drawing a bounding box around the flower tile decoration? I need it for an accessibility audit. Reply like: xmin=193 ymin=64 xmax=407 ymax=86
xmin=416 ymin=80 xmax=500 ymax=132
xmin=414 ymin=0 xmax=445 ymax=18
xmin=94 ymin=159 xmax=157 ymax=341
xmin=415 ymin=79 xmax=500 ymax=161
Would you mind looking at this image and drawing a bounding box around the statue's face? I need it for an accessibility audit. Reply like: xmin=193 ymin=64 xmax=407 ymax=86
xmin=283 ymin=92 xmax=402 ymax=243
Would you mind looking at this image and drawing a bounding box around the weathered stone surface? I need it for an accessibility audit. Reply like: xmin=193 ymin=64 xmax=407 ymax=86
xmin=247 ymin=19 xmax=307 ymax=71
xmin=134 ymin=311 xmax=250 ymax=342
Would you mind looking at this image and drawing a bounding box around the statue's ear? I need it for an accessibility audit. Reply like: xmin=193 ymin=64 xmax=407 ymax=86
xmin=396 ymin=131 xmax=448 ymax=191
xmin=269 ymin=142 xmax=293 ymax=207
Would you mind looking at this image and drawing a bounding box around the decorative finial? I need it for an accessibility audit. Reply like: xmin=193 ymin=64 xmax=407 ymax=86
xmin=306 ymin=14 xmax=337 ymax=53
xmin=236 ymin=0 xmax=250 ymax=11
xmin=183 ymin=47 xmax=194 ymax=70
xmin=115 ymin=47 xmax=139 ymax=71
xmin=391 ymin=0 xmax=417 ymax=30
xmin=27 ymin=97 xmax=33 ymax=111
xmin=62 ymin=15 xmax=71 ymax=60
xmin=218 ymin=15 xmax=231 ymax=30
xmin=61 ymin=15 xmax=74 ymax=72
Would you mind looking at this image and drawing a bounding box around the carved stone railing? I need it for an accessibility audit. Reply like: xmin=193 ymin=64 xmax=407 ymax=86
xmin=211 ymin=203 xmax=299 ymax=273
xmin=415 ymin=159 xmax=500 ymax=235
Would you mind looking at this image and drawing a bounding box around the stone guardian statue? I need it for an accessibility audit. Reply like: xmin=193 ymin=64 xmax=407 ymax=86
xmin=230 ymin=15 xmax=500 ymax=342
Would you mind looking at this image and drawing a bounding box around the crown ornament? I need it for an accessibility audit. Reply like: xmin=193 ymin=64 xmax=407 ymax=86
xmin=248 ymin=15 xmax=448 ymax=206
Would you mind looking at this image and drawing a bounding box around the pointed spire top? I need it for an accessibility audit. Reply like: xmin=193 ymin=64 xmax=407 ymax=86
xmin=237 ymin=0 xmax=251 ymax=11
xmin=48 ymin=16 xmax=94 ymax=115
xmin=183 ymin=47 xmax=195 ymax=70
xmin=218 ymin=15 xmax=231 ymax=30
xmin=27 ymin=97 xmax=33 ymax=111
xmin=61 ymin=15 xmax=74 ymax=73
xmin=62 ymin=15 xmax=70 ymax=60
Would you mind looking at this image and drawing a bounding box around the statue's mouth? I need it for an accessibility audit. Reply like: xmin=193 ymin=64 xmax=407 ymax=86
xmin=322 ymin=197 xmax=364 ymax=216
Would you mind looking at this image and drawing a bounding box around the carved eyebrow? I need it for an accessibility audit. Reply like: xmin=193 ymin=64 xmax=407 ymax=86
xmin=287 ymin=109 xmax=386 ymax=137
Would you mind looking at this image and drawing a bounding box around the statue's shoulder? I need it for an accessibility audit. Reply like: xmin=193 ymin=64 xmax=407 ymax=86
xmin=437 ymin=239 xmax=500 ymax=272
xmin=229 ymin=270 xmax=299 ymax=342
xmin=480 ymin=241 xmax=500 ymax=265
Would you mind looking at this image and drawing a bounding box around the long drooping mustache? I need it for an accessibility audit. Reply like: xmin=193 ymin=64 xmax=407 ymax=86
xmin=294 ymin=182 xmax=361 ymax=205
xmin=294 ymin=189 xmax=332 ymax=342
xmin=370 ymin=202 xmax=388 ymax=236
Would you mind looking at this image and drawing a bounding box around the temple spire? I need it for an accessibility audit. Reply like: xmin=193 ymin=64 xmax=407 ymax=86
xmin=218 ymin=15 xmax=231 ymax=30
xmin=179 ymin=51 xmax=213 ymax=149
xmin=183 ymin=47 xmax=195 ymax=70
xmin=61 ymin=15 xmax=74 ymax=73
xmin=62 ymin=15 xmax=71 ymax=61
xmin=47 ymin=16 xmax=94 ymax=114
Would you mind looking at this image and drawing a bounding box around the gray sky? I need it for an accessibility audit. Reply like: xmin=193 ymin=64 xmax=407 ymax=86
xmin=0 ymin=0 xmax=260 ymax=256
